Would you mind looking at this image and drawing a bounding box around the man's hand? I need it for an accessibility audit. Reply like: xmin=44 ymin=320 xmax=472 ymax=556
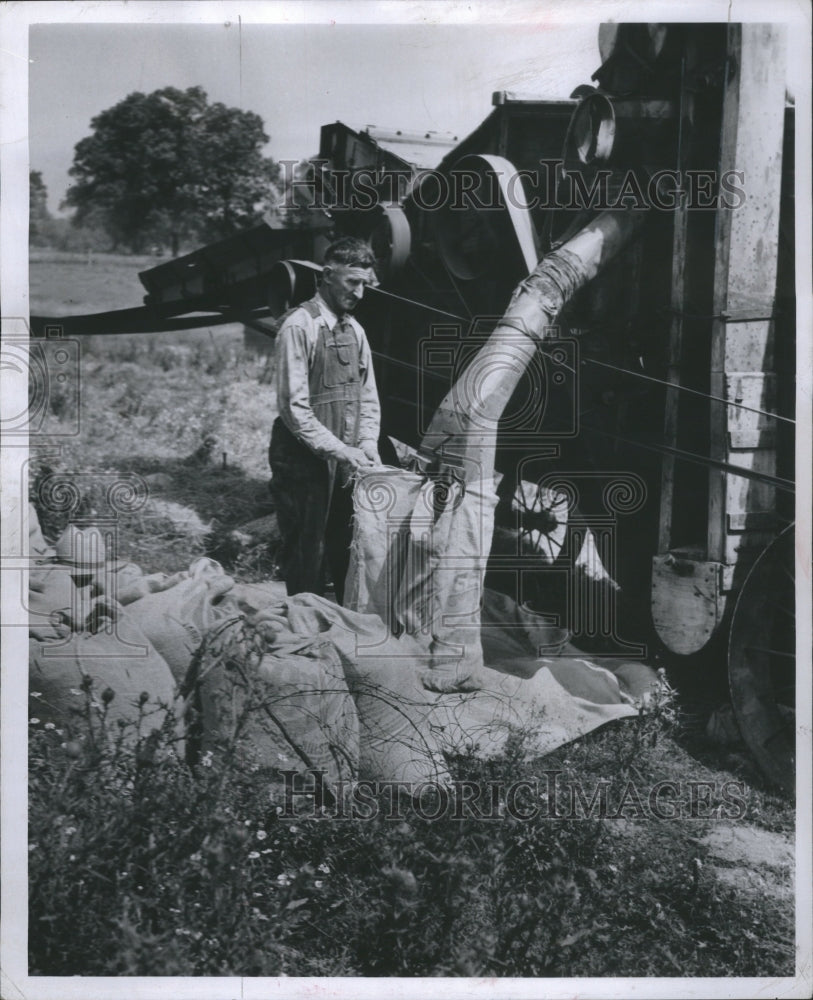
xmin=339 ymin=445 xmax=376 ymax=472
xmin=360 ymin=441 xmax=382 ymax=465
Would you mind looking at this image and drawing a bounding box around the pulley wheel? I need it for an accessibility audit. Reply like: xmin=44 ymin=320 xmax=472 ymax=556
xmin=267 ymin=259 xmax=320 ymax=318
xmin=435 ymin=153 xmax=538 ymax=281
xmin=369 ymin=203 xmax=411 ymax=282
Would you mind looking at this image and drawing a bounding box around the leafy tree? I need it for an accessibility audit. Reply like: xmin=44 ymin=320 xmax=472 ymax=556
xmin=29 ymin=170 xmax=51 ymax=246
xmin=64 ymin=86 xmax=280 ymax=256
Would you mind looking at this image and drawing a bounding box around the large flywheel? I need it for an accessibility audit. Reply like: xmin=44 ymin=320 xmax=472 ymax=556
xmin=728 ymin=525 xmax=796 ymax=793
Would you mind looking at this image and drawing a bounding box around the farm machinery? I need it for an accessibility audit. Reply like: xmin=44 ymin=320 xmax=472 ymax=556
xmin=32 ymin=23 xmax=797 ymax=790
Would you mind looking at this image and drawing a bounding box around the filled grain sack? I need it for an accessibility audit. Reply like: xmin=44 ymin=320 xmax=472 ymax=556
xmin=29 ymin=615 xmax=180 ymax=745
xmin=190 ymin=616 xmax=359 ymax=789
xmin=280 ymin=594 xmax=450 ymax=784
xmin=227 ymin=592 xmax=449 ymax=785
xmin=28 ymin=565 xmax=80 ymax=640
xmin=122 ymin=557 xmax=239 ymax=683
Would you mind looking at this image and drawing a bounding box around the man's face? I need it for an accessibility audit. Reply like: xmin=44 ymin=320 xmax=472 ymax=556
xmin=321 ymin=263 xmax=377 ymax=315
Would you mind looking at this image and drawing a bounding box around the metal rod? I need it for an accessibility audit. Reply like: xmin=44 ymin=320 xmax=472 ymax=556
xmin=743 ymin=646 xmax=795 ymax=659
xmin=369 ymin=284 xmax=469 ymax=323
xmin=576 ymin=354 xmax=795 ymax=425
xmin=582 ymin=424 xmax=795 ymax=493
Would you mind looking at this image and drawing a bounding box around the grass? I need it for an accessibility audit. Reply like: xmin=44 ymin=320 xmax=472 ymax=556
xmin=29 ymin=253 xmax=158 ymax=316
xmin=26 ymin=251 xmax=797 ymax=979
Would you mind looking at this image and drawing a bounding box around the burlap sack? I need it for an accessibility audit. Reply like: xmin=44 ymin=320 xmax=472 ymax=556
xmin=28 ymin=565 xmax=80 ymax=640
xmin=193 ymin=623 xmax=359 ymax=789
xmin=122 ymin=558 xmax=239 ymax=683
xmin=29 ymin=615 xmax=180 ymax=746
xmin=281 ymin=594 xmax=450 ymax=785
xmin=347 ymin=468 xmax=498 ymax=693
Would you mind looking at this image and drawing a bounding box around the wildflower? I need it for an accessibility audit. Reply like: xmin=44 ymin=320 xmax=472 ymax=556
xmin=44 ymin=722 xmax=55 ymax=731
xmin=64 ymin=826 xmax=77 ymax=837
xmin=69 ymin=854 xmax=76 ymax=862
xmin=288 ymin=826 xmax=298 ymax=835
xmin=256 ymin=829 xmax=268 ymax=841
xmin=30 ymin=691 xmax=42 ymax=699
xmin=101 ymin=687 xmax=115 ymax=705
xmin=317 ymin=863 xmax=330 ymax=874
xmin=200 ymin=751 xmax=213 ymax=768
xmin=138 ymin=691 xmax=150 ymax=705
xmin=69 ymin=689 xmax=82 ymax=697
xmin=28 ymin=844 xmax=37 ymax=852
xmin=276 ymin=873 xmax=292 ymax=886
xmin=248 ymin=851 xmax=260 ymax=860
xmin=314 ymin=880 xmax=324 ymax=889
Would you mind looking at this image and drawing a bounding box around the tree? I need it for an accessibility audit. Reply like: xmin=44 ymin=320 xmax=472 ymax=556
xmin=64 ymin=86 xmax=280 ymax=256
xmin=29 ymin=170 xmax=51 ymax=246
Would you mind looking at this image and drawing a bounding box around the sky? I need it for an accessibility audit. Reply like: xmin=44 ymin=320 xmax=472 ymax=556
xmin=29 ymin=20 xmax=601 ymax=215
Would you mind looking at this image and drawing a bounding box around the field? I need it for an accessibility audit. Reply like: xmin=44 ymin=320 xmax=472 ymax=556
xmin=25 ymin=252 xmax=797 ymax=979
xmin=29 ymin=250 xmax=160 ymax=316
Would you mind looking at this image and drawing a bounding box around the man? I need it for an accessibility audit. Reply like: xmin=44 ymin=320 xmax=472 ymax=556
xmin=269 ymin=237 xmax=381 ymax=604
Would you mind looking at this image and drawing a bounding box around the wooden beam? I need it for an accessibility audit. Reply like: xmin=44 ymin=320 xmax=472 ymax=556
xmin=707 ymin=24 xmax=786 ymax=563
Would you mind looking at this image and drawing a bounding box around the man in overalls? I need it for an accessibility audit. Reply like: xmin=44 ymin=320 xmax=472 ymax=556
xmin=269 ymin=237 xmax=381 ymax=605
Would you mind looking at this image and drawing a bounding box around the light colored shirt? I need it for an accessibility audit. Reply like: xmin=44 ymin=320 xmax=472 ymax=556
xmin=274 ymin=291 xmax=381 ymax=461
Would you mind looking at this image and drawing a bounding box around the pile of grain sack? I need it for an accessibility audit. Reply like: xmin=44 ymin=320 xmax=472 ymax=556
xmin=28 ymin=482 xmax=657 ymax=790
